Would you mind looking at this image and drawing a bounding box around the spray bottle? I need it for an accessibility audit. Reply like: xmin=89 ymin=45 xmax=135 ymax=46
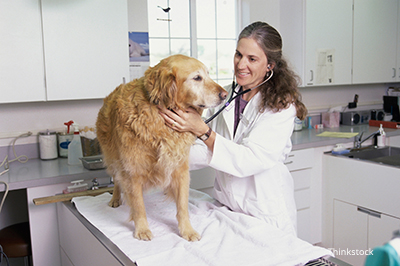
xmin=377 ymin=124 xmax=386 ymax=148
xmin=68 ymin=123 xmax=83 ymax=165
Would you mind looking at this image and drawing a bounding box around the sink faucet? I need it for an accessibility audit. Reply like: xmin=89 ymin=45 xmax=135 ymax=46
xmin=353 ymin=130 xmax=380 ymax=149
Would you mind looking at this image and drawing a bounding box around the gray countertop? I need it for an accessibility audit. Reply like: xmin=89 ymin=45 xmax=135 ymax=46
xmin=291 ymin=124 xmax=400 ymax=150
xmin=2 ymin=125 xmax=399 ymax=191
xmin=1 ymin=157 xmax=109 ymax=191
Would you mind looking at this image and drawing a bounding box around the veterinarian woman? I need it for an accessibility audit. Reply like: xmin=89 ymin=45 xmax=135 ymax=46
xmin=159 ymin=21 xmax=307 ymax=237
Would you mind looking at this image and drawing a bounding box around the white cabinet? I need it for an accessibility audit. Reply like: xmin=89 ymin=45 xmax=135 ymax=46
xmin=352 ymin=0 xmax=399 ymax=84
xmin=280 ymin=0 xmax=400 ymax=86
xmin=57 ymin=202 xmax=126 ymax=266
xmin=398 ymin=1 xmax=400 ymax=82
xmin=304 ymin=0 xmax=353 ymax=86
xmin=41 ymin=0 xmax=130 ymax=101
xmin=333 ymin=200 xmax=400 ymax=265
xmin=285 ymin=148 xmax=316 ymax=243
xmin=0 ymin=0 xmax=129 ymax=104
xmin=0 ymin=0 xmax=46 ymax=103
xmin=333 ymin=200 xmax=368 ymax=266
xmin=281 ymin=0 xmax=353 ymax=87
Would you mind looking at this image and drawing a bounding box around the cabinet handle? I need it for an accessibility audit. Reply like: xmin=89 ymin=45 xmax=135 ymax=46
xmin=284 ymin=161 xmax=293 ymax=165
xmin=310 ymin=70 xmax=314 ymax=82
xmin=357 ymin=206 xmax=381 ymax=218
xmin=123 ymin=77 xmax=126 ymax=84
xmin=393 ymin=68 xmax=396 ymax=78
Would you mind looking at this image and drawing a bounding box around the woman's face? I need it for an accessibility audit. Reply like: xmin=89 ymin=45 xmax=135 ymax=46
xmin=234 ymin=38 xmax=270 ymax=90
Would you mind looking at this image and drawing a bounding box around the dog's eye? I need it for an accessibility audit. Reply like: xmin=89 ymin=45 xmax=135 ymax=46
xmin=193 ymin=75 xmax=202 ymax=81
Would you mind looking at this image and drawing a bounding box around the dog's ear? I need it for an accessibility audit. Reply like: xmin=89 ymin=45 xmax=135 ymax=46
xmin=144 ymin=63 xmax=177 ymax=108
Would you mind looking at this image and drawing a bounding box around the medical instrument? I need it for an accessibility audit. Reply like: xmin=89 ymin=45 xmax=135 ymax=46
xmin=204 ymin=70 xmax=274 ymax=124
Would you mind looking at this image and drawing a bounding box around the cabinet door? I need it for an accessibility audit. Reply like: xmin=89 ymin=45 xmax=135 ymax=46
xmin=41 ymin=0 xmax=130 ymax=101
xmin=397 ymin=0 xmax=400 ymax=81
xmin=353 ymin=0 xmax=398 ymax=84
xmin=333 ymin=200 xmax=368 ymax=266
xmin=368 ymin=213 xmax=400 ymax=250
xmin=0 ymin=0 xmax=46 ymax=103
xmin=304 ymin=0 xmax=353 ymax=86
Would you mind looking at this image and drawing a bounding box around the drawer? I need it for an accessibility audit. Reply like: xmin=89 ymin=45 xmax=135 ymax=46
xmin=297 ymin=208 xmax=311 ymax=243
xmin=284 ymin=148 xmax=314 ymax=171
xmin=292 ymin=168 xmax=311 ymax=191
xmin=294 ymin=188 xmax=310 ymax=210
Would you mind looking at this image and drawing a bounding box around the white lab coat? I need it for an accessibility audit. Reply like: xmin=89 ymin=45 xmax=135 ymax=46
xmin=189 ymin=85 xmax=297 ymax=236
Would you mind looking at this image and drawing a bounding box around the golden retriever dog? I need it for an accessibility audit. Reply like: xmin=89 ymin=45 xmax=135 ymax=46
xmin=96 ymin=54 xmax=227 ymax=241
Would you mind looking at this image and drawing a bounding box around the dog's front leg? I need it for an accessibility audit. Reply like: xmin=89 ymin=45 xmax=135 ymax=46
xmin=125 ymin=178 xmax=153 ymax=241
xmin=108 ymin=176 xmax=122 ymax=207
xmin=171 ymin=169 xmax=201 ymax=242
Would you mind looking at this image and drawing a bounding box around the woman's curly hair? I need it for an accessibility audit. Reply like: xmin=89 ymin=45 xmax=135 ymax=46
xmin=238 ymin=22 xmax=307 ymax=120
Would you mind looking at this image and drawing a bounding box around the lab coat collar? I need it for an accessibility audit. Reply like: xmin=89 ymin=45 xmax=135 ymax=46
xmin=222 ymin=85 xmax=262 ymax=141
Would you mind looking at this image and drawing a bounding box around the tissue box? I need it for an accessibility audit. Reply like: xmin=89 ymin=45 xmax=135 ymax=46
xmin=322 ymin=112 xmax=340 ymax=128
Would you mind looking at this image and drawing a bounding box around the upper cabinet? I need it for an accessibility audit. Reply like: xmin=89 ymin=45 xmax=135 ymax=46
xmin=304 ymin=0 xmax=353 ymax=86
xmin=397 ymin=1 xmax=400 ymax=82
xmin=280 ymin=0 xmax=400 ymax=87
xmin=280 ymin=0 xmax=353 ymax=87
xmin=0 ymin=0 xmax=129 ymax=104
xmin=352 ymin=0 xmax=399 ymax=84
xmin=0 ymin=0 xmax=46 ymax=103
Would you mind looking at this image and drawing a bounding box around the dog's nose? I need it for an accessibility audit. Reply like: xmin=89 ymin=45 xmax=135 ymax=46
xmin=219 ymin=90 xmax=228 ymax=100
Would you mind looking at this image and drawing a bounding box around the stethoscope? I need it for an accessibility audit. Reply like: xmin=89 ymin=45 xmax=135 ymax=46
xmin=204 ymin=69 xmax=274 ymax=124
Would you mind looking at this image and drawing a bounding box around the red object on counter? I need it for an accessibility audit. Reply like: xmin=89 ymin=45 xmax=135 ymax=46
xmin=369 ymin=120 xmax=400 ymax=129
xmin=64 ymin=120 xmax=74 ymax=133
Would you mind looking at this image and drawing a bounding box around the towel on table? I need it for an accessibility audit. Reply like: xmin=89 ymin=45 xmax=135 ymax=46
xmin=72 ymin=189 xmax=332 ymax=266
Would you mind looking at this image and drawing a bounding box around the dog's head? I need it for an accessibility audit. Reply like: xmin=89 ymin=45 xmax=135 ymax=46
xmin=144 ymin=54 xmax=227 ymax=113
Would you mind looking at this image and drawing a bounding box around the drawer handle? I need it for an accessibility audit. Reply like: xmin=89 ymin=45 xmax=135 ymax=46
xmin=284 ymin=161 xmax=293 ymax=165
xmin=357 ymin=206 xmax=381 ymax=218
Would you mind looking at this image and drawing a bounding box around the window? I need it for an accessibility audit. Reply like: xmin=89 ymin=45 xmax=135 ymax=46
xmin=147 ymin=0 xmax=238 ymax=85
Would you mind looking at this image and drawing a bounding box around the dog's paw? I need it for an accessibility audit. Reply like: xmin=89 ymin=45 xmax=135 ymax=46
xmin=181 ymin=229 xmax=201 ymax=242
xmin=134 ymin=228 xmax=153 ymax=241
xmin=108 ymin=199 xmax=121 ymax=208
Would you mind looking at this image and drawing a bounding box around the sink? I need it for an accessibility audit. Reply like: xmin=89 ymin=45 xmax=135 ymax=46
xmin=338 ymin=146 xmax=400 ymax=167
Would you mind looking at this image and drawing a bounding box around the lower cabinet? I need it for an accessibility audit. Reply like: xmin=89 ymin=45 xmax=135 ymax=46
xmin=285 ymin=148 xmax=317 ymax=243
xmin=57 ymin=202 xmax=132 ymax=266
xmin=333 ymin=199 xmax=400 ymax=265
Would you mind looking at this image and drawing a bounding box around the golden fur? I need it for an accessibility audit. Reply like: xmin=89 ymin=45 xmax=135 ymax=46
xmin=96 ymin=54 xmax=227 ymax=241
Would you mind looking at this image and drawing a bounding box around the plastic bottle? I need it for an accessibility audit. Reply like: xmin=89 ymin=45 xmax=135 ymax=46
xmin=68 ymin=123 xmax=83 ymax=165
xmin=377 ymin=124 xmax=386 ymax=148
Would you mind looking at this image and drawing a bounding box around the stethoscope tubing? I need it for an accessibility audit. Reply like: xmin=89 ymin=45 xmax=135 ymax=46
xmin=204 ymin=70 xmax=274 ymax=124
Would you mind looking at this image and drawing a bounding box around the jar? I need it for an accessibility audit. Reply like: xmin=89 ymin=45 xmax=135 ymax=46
xmin=294 ymin=117 xmax=303 ymax=131
xmin=38 ymin=130 xmax=58 ymax=160
xmin=57 ymin=132 xmax=73 ymax=157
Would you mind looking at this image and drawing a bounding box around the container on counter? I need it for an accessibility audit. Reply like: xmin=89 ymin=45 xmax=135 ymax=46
xmin=294 ymin=117 xmax=303 ymax=131
xmin=38 ymin=130 xmax=58 ymax=160
xmin=68 ymin=123 xmax=83 ymax=165
xmin=57 ymin=132 xmax=73 ymax=157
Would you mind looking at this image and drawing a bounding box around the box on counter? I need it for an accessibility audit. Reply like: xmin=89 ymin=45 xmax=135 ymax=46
xmin=322 ymin=112 xmax=340 ymax=128
xmin=80 ymin=126 xmax=101 ymax=157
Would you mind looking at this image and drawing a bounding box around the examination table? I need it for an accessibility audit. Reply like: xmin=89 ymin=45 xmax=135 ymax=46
xmin=57 ymin=189 xmax=339 ymax=266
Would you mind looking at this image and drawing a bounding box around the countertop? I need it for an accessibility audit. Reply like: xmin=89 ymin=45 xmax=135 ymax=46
xmin=291 ymin=124 xmax=400 ymax=150
xmin=0 ymin=157 xmax=109 ymax=191
xmin=2 ymin=124 xmax=399 ymax=191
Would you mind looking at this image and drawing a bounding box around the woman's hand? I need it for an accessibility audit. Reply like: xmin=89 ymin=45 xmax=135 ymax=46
xmin=158 ymin=106 xmax=216 ymax=151
xmin=157 ymin=106 xmax=209 ymax=137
